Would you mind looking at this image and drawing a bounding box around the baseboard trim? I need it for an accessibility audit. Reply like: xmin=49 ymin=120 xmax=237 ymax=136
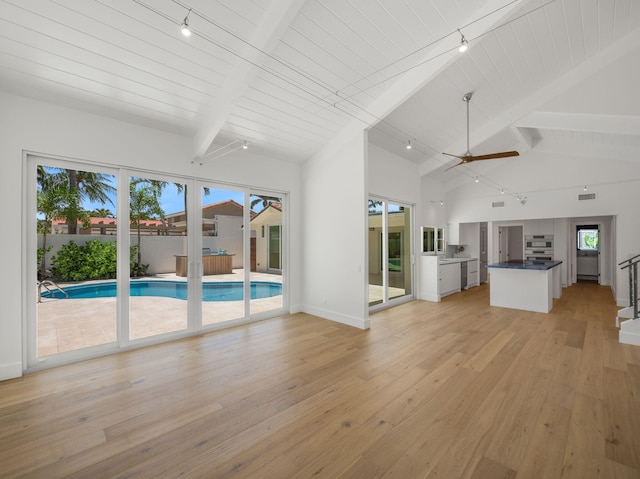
xmin=301 ymin=305 xmax=370 ymax=330
xmin=619 ymin=319 xmax=640 ymax=346
xmin=0 ymin=362 xmax=23 ymax=382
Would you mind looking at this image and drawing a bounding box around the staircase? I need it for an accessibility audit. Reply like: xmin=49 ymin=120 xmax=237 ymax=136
xmin=618 ymin=255 xmax=640 ymax=346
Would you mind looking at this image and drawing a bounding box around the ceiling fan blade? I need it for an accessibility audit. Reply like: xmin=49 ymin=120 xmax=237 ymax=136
xmin=445 ymin=160 xmax=466 ymax=171
xmin=465 ymin=151 xmax=520 ymax=162
xmin=442 ymin=152 xmax=467 ymax=160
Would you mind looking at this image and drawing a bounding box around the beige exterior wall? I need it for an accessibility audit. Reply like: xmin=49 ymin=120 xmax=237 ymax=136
xmin=250 ymin=207 xmax=282 ymax=273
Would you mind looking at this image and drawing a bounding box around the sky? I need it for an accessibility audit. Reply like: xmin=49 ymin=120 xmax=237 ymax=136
xmin=83 ymin=178 xmax=253 ymax=217
xmin=39 ymin=166 xmax=275 ymax=218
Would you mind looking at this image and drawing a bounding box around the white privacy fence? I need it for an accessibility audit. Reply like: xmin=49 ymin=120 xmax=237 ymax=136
xmin=38 ymin=233 xmax=244 ymax=275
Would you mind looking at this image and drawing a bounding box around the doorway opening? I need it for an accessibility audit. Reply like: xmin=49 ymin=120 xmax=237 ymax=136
xmin=498 ymin=225 xmax=523 ymax=263
xmin=576 ymin=224 xmax=599 ymax=282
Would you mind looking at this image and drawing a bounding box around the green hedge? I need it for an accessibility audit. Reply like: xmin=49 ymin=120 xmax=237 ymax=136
xmin=51 ymin=239 xmax=145 ymax=281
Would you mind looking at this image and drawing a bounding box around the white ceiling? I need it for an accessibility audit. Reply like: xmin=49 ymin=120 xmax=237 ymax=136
xmin=1 ymin=0 xmax=639 ymax=183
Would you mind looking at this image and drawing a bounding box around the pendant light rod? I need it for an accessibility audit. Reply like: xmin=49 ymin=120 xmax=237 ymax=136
xmin=463 ymin=92 xmax=473 ymax=156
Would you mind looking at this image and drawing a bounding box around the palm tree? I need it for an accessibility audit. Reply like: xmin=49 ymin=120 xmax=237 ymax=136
xmin=91 ymin=207 xmax=114 ymax=218
xmin=250 ymin=195 xmax=281 ymax=211
xmin=36 ymin=186 xmax=82 ymax=279
xmin=174 ymin=184 xmax=210 ymax=233
xmin=129 ymin=181 xmax=164 ymax=270
xmin=37 ymin=166 xmax=115 ymax=234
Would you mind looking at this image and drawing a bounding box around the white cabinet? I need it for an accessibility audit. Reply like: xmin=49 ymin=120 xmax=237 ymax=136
xmin=419 ymin=255 xmax=440 ymax=301
xmin=439 ymin=263 xmax=461 ymax=297
xmin=524 ymin=219 xmax=555 ymax=236
xmin=466 ymin=259 xmax=479 ymax=288
xmin=448 ymin=222 xmax=460 ymax=245
xmin=448 ymin=222 xmax=478 ymax=248
xmin=419 ymin=256 xmax=461 ymax=301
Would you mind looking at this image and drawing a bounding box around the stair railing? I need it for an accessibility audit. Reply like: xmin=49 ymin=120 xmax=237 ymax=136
xmin=620 ymin=255 xmax=640 ymax=320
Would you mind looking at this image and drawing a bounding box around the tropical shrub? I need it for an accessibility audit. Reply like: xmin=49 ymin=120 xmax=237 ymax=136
xmin=51 ymin=240 xmax=146 ymax=281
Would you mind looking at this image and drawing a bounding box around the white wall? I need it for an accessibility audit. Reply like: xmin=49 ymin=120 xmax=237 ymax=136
xmin=0 ymin=91 xmax=301 ymax=380
xmin=368 ymin=144 xmax=421 ymax=204
xmin=301 ymin=131 xmax=368 ymax=328
xmin=444 ymin=166 xmax=640 ymax=306
xmin=368 ymin=143 xmax=422 ymax=297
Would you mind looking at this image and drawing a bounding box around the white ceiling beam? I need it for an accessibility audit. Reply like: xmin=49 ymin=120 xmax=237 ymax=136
xmin=314 ymin=0 xmax=524 ymax=160
xmin=510 ymin=125 xmax=539 ymax=151
xmin=419 ymin=24 xmax=640 ymax=177
xmin=532 ymin=137 xmax=640 ymax=162
xmin=515 ymin=111 xmax=640 ymax=136
xmin=193 ymin=0 xmax=305 ymax=162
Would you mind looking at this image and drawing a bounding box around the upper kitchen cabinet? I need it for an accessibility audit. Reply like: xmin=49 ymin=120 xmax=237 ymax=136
xmin=523 ymin=219 xmax=554 ymax=236
xmin=448 ymin=222 xmax=460 ymax=245
xmin=448 ymin=222 xmax=479 ymax=247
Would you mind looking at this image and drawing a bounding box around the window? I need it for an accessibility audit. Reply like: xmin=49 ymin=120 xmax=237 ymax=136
xmin=578 ymin=228 xmax=598 ymax=251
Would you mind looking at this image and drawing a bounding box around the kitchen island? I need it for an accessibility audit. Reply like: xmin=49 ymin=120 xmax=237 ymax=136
xmin=487 ymin=260 xmax=562 ymax=313
xmin=175 ymin=253 xmax=234 ymax=277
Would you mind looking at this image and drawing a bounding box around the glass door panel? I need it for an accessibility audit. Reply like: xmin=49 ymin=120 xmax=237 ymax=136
xmin=388 ymin=203 xmax=412 ymax=301
xmin=128 ymin=176 xmax=188 ymax=339
xmin=250 ymin=194 xmax=284 ymax=316
xmin=368 ymin=199 xmax=384 ymax=306
xmin=35 ymin=162 xmax=118 ymax=357
xmin=368 ymin=198 xmax=413 ymax=308
xmin=201 ymin=186 xmax=245 ymax=325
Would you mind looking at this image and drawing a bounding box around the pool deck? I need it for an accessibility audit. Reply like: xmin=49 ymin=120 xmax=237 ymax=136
xmin=36 ymin=269 xmax=283 ymax=357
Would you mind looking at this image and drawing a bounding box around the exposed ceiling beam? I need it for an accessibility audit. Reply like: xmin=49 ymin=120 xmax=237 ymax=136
xmin=531 ymin=137 xmax=640 ymax=162
xmin=515 ymin=111 xmax=640 ymax=136
xmin=193 ymin=0 xmax=305 ymax=162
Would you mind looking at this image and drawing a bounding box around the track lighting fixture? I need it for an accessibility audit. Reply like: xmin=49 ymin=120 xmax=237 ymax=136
xmin=180 ymin=9 xmax=192 ymax=37
xmin=405 ymin=140 xmax=412 ymax=150
xmin=458 ymin=29 xmax=469 ymax=52
xmin=242 ymin=140 xmax=248 ymax=150
xmin=475 ymin=176 xmax=479 ymax=183
xmin=500 ymin=189 xmax=504 ymax=195
xmin=583 ymin=185 xmax=588 ymax=191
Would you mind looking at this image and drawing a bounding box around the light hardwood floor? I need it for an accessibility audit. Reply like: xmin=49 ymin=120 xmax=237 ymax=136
xmin=1 ymin=282 xmax=639 ymax=478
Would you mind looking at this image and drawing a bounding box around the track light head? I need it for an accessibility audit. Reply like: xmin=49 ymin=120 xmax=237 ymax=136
xmin=406 ymin=140 xmax=412 ymax=150
xmin=242 ymin=140 xmax=248 ymax=150
xmin=180 ymin=9 xmax=192 ymax=37
xmin=458 ymin=29 xmax=469 ymax=52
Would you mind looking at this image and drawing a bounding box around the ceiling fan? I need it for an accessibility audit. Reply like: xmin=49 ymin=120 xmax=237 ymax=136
xmin=443 ymin=92 xmax=519 ymax=171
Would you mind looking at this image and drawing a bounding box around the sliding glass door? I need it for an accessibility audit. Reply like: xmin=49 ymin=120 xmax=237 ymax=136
xmin=368 ymin=197 xmax=413 ymax=308
xmin=27 ymin=154 xmax=288 ymax=370
xmin=250 ymin=193 xmax=284 ymax=316
xmin=128 ymin=174 xmax=190 ymax=341
xmin=33 ymin=158 xmax=118 ymax=358
xmin=200 ymin=184 xmax=245 ymax=326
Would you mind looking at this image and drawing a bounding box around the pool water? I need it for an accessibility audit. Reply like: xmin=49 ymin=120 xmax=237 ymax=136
xmin=41 ymin=280 xmax=282 ymax=302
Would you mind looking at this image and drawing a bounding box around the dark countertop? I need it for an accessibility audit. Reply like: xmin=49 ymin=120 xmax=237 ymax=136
xmin=487 ymin=259 xmax=563 ymax=271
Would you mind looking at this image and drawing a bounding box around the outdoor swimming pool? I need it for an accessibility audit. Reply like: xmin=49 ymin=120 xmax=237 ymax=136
xmin=41 ymin=280 xmax=282 ymax=302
